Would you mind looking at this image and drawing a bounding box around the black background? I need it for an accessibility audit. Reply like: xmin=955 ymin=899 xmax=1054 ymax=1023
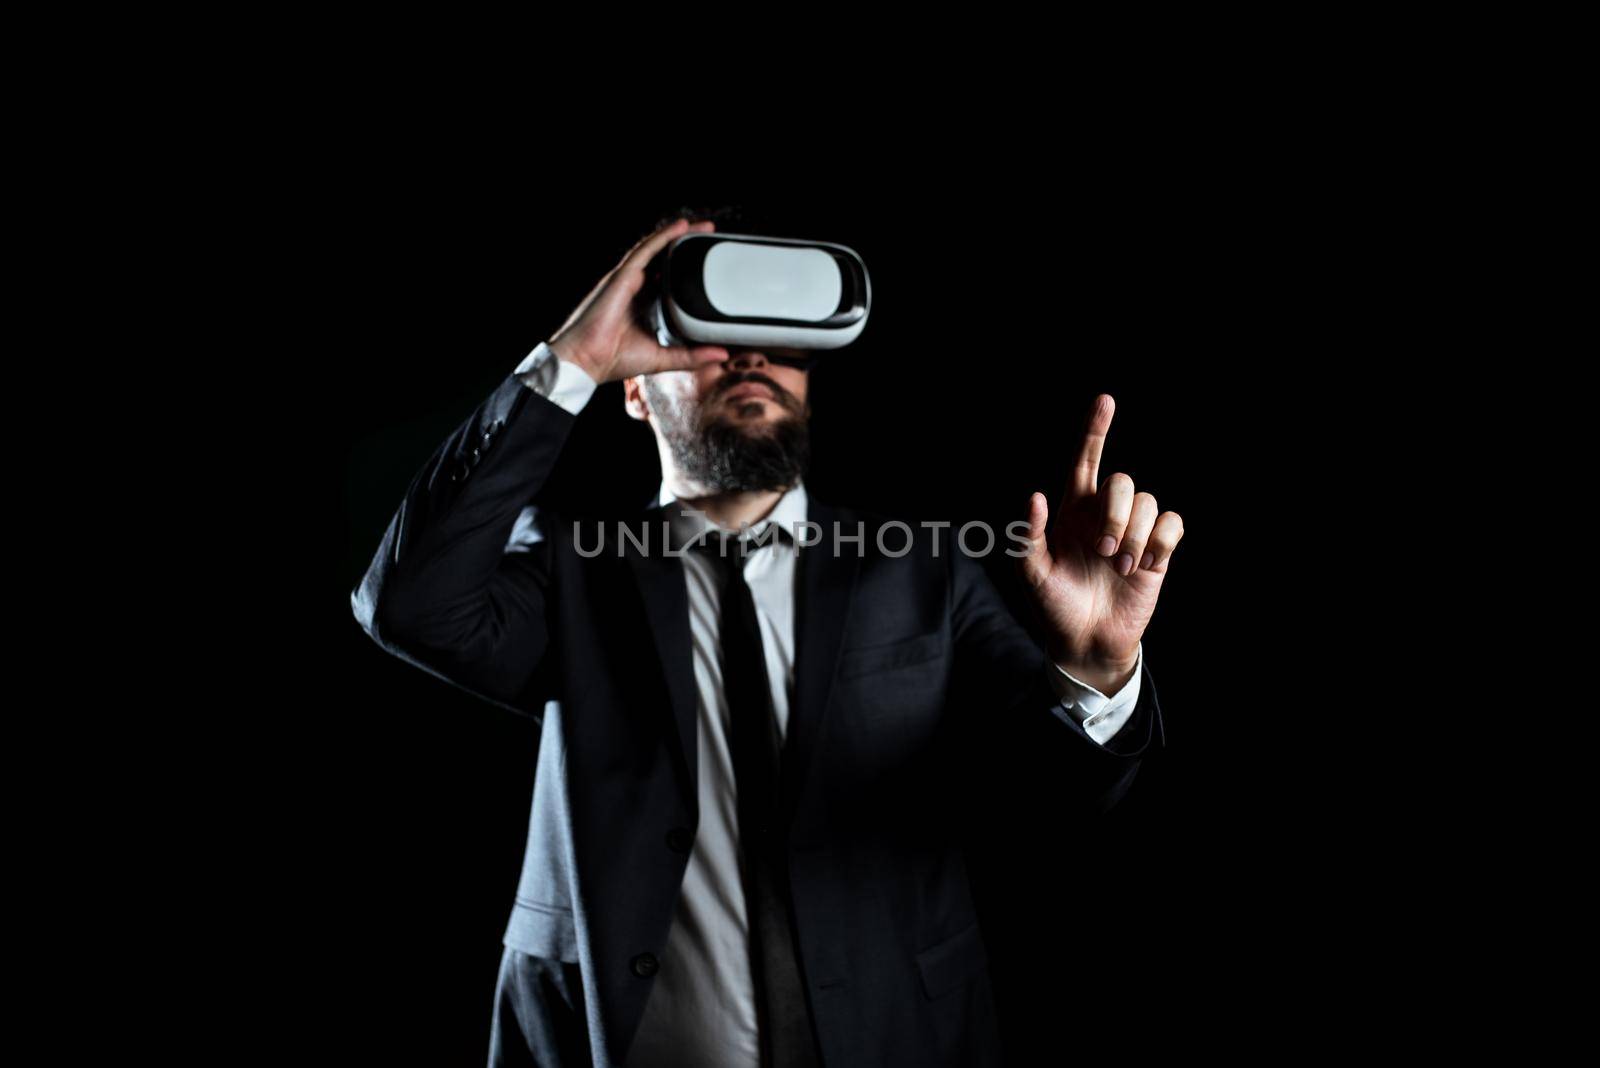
xmin=322 ymin=192 xmax=1358 ymax=1063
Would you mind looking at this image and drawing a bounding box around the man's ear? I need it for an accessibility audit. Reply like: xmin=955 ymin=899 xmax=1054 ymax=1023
xmin=622 ymin=375 xmax=651 ymax=423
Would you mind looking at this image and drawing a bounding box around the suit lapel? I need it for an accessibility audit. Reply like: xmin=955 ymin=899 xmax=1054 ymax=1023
xmin=780 ymin=495 xmax=861 ymax=827
xmin=621 ymin=506 xmax=699 ymax=813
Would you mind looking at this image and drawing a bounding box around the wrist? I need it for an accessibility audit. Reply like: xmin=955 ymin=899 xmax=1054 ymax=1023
xmin=1049 ymin=641 xmax=1138 ymax=696
xmin=547 ymin=334 xmax=607 ymax=383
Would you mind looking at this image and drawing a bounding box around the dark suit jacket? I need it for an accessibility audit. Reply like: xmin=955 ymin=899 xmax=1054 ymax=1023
xmin=351 ymin=370 xmax=1167 ymax=1066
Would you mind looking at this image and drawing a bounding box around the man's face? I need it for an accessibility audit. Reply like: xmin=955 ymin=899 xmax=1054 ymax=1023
xmin=634 ymin=348 xmax=813 ymax=494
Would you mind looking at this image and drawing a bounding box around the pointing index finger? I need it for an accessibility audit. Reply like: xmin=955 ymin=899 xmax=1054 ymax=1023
xmin=1070 ymin=393 xmax=1115 ymax=502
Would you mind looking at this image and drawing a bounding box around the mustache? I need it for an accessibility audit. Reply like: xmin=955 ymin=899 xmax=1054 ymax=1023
xmin=714 ymin=370 xmax=800 ymax=410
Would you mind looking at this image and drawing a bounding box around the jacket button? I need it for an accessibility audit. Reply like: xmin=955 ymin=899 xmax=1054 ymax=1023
xmin=665 ymin=828 xmax=692 ymax=853
xmin=631 ymin=952 xmax=659 ymax=978
xmin=481 ymin=430 xmax=494 ymax=448
xmin=470 ymin=447 xmax=481 ymax=464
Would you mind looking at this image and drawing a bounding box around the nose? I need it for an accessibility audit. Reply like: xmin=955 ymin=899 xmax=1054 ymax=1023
xmin=725 ymin=348 xmax=768 ymax=371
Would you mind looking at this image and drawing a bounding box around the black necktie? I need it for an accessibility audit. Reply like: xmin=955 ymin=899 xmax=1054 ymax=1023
xmin=701 ymin=531 xmax=824 ymax=1068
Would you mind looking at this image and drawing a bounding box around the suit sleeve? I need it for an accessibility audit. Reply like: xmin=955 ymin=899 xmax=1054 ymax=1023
xmin=947 ymin=539 xmax=1166 ymax=817
xmin=349 ymin=343 xmax=597 ymax=716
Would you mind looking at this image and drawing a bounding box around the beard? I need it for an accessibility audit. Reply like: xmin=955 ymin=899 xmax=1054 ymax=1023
xmin=644 ymin=375 xmax=811 ymax=494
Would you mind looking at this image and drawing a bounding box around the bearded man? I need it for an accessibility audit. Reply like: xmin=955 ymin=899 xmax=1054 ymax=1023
xmin=351 ymin=214 xmax=1183 ymax=1067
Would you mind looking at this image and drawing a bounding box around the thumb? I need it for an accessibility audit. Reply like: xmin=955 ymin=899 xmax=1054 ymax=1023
xmin=1019 ymin=492 xmax=1051 ymax=590
xmin=642 ymin=342 xmax=722 ymax=376
xmin=650 ymin=343 xmax=700 ymax=373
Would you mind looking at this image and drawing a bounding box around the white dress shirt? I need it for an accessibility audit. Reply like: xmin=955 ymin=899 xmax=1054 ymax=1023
xmin=509 ymin=341 xmax=1143 ymax=1066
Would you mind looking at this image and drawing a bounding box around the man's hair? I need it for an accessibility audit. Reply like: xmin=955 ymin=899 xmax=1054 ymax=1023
xmin=652 ymin=204 xmax=748 ymax=231
xmin=650 ymin=204 xmax=809 ymax=240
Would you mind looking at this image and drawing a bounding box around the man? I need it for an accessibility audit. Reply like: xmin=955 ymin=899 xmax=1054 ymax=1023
xmin=351 ymin=215 xmax=1183 ymax=1066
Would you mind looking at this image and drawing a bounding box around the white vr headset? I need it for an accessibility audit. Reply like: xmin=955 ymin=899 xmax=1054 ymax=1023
xmin=648 ymin=231 xmax=872 ymax=364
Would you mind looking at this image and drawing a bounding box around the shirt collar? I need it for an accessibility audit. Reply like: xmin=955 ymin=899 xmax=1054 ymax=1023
xmin=659 ymin=479 xmax=809 ymax=551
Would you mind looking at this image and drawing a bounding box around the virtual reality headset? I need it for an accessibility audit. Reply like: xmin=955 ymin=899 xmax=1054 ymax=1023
xmin=647 ymin=232 xmax=872 ymax=366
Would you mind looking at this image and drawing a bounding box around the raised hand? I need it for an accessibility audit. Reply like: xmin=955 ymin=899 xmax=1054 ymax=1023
xmin=1017 ymin=394 xmax=1184 ymax=695
xmin=547 ymin=217 xmax=730 ymax=383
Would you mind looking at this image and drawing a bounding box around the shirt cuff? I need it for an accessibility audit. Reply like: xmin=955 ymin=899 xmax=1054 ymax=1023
xmin=514 ymin=341 xmax=599 ymax=415
xmin=1046 ymin=641 xmax=1143 ymax=747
